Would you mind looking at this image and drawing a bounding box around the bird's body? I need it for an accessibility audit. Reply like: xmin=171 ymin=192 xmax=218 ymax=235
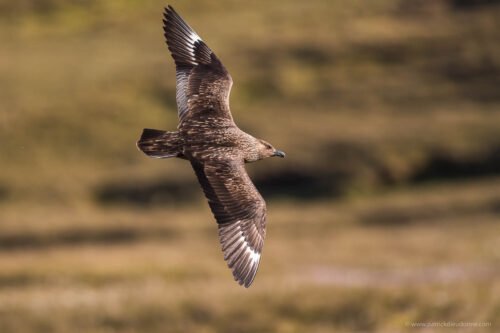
xmin=137 ymin=6 xmax=285 ymax=288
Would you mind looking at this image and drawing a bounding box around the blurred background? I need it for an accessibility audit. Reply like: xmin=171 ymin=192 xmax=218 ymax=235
xmin=1 ymin=0 xmax=499 ymax=332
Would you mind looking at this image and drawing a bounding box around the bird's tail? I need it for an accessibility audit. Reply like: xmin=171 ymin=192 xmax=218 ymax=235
xmin=137 ymin=129 xmax=183 ymax=158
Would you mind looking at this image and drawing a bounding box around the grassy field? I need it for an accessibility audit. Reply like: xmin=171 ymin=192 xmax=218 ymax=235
xmin=1 ymin=0 xmax=499 ymax=332
xmin=1 ymin=180 xmax=499 ymax=332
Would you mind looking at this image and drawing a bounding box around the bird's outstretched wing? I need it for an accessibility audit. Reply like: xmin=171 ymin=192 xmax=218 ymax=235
xmin=163 ymin=6 xmax=234 ymax=125
xmin=191 ymin=160 xmax=266 ymax=287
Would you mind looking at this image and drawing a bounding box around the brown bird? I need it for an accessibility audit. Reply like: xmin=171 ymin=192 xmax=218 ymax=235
xmin=137 ymin=5 xmax=285 ymax=288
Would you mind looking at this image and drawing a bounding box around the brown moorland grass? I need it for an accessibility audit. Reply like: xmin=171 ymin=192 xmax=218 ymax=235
xmin=0 ymin=0 xmax=499 ymax=332
xmin=0 ymin=179 xmax=499 ymax=332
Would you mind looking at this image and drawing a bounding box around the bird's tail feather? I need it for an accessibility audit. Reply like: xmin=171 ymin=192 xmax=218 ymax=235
xmin=137 ymin=129 xmax=183 ymax=158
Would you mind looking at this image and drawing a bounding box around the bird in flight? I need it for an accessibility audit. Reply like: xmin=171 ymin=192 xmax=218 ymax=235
xmin=137 ymin=5 xmax=285 ymax=287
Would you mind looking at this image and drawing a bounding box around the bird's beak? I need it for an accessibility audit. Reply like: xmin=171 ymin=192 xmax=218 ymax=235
xmin=273 ymin=150 xmax=286 ymax=158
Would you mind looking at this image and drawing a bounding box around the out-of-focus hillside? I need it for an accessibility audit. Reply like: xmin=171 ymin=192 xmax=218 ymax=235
xmin=1 ymin=0 xmax=499 ymax=205
xmin=0 ymin=1 xmax=499 ymax=332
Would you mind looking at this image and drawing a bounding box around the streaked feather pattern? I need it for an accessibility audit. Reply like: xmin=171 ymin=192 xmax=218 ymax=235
xmin=191 ymin=161 xmax=266 ymax=287
xmin=137 ymin=5 xmax=284 ymax=288
xmin=163 ymin=6 xmax=233 ymax=124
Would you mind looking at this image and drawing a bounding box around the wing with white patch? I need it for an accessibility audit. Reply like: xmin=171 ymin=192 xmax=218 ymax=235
xmin=163 ymin=6 xmax=234 ymax=125
xmin=191 ymin=160 xmax=266 ymax=288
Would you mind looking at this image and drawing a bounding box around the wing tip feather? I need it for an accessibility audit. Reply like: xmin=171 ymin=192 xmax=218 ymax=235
xmin=162 ymin=5 xmax=216 ymax=67
xmin=232 ymin=254 xmax=260 ymax=288
xmin=219 ymin=221 xmax=262 ymax=288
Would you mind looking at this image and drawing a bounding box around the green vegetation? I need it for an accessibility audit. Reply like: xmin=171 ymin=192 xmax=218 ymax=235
xmin=0 ymin=0 xmax=499 ymax=332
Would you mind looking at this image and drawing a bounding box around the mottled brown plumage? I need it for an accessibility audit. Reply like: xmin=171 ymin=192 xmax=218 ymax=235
xmin=137 ymin=5 xmax=285 ymax=288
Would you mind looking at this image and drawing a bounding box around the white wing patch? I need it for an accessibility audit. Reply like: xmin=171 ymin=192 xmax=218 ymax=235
xmin=239 ymin=234 xmax=261 ymax=265
xmin=186 ymin=31 xmax=202 ymax=64
xmin=218 ymin=221 xmax=262 ymax=287
xmin=188 ymin=31 xmax=201 ymax=44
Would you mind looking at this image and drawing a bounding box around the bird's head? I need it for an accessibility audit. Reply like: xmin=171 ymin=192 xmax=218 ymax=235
xmin=257 ymin=139 xmax=286 ymax=159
